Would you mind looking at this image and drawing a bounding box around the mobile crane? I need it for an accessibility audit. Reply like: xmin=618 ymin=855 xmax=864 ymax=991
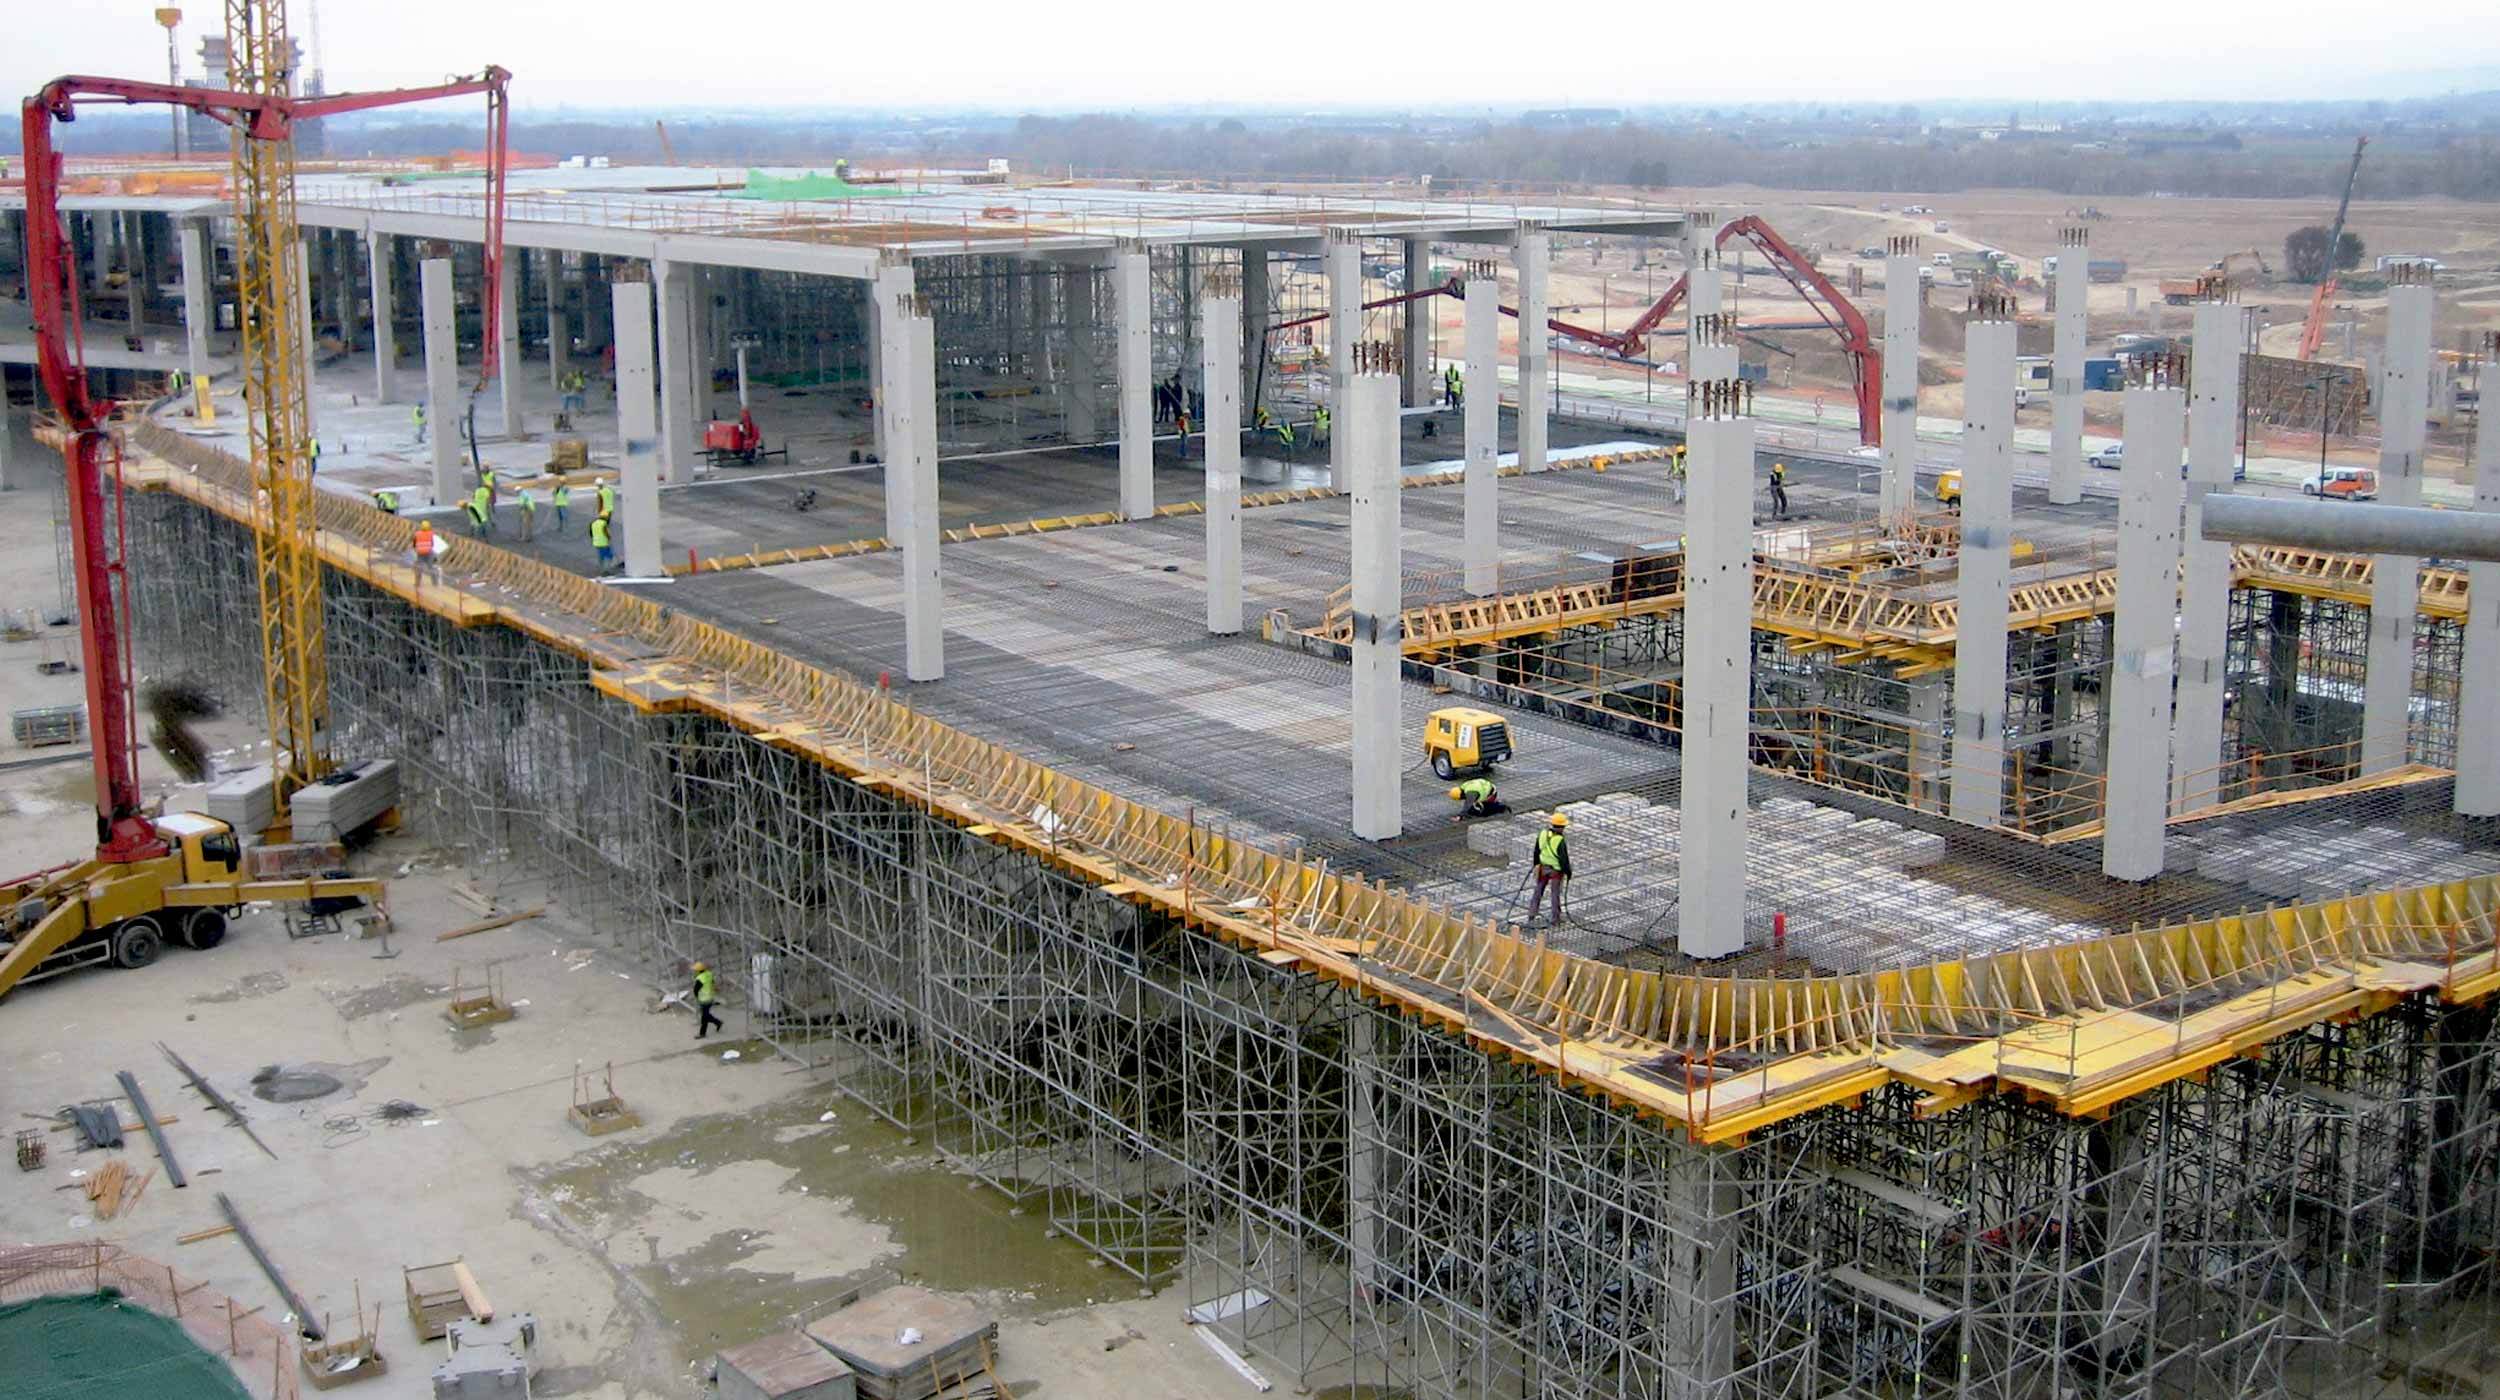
xmin=0 ymin=17 xmax=512 ymax=999
xmin=2296 ymin=137 xmax=2368 ymax=362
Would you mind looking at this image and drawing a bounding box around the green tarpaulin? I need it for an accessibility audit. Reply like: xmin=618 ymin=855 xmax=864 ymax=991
xmin=0 ymin=1292 xmax=252 ymax=1400
xmin=728 ymin=168 xmax=911 ymax=202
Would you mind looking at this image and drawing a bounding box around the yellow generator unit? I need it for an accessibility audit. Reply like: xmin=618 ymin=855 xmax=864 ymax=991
xmin=1423 ymin=706 xmax=1513 ymax=781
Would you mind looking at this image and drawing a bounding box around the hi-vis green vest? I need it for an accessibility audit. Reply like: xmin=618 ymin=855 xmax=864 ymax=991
xmin=1535 ymin=829 xmax=1566 ymax=871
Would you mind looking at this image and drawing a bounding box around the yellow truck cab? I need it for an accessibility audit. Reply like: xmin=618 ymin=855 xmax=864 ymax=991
xmin=1423 ymin=706 xmax=1514 ymax=780
xmin=1936 ymin=470 xmax=1962 ymax=508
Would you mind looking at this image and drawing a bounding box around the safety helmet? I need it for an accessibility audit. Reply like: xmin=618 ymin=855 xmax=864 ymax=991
xmin=1448 ymin=787 xmax=1465 ymax=801
xmin=1549 ymin=813 xmax=1570 ymax=829
xmin=691 ymin=961 xmax=708 ymax=973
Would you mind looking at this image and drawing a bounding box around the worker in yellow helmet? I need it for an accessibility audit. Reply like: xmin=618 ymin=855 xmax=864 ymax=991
xmin=1448 ymin=777 xmax=1507 ymax=822
xmin=1768 ymin=461 xmax=1789 ymax=520
xmin=690 ymin=960 xmax=722 ymax=1040
xmin=1529 ymin=813 xmax=1572 ymax=927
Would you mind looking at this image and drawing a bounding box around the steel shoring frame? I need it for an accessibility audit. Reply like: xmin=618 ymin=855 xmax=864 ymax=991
xmin=118 ymin=487 xmax=2500 ymax=1400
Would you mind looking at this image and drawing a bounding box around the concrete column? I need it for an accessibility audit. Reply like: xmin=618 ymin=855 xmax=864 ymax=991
xmin=1402 ymin=237 xmax=1432 ymax=407
xmin=1239 ymin=247 xmax=1268 ymax=414
xmin=1349 ymin=369 xmax=1403 ymax=841
xmin=296 ymin=259 xmax=318 ymax=440
xmin=871 ymin=262 xmax=916 ymax=542
xmin=1463 ymin=272 xmax=1500 ymax=597
xmin=895 ymin=301 xmax=944 ymax=682
xmin=495 ymin=252 xmax=521 ymax=437
xmin=1325 ymin=232 xmax=1361 ymax=490
xmin=2049 ymin=229 xmax=2089 ymax=505
xmin=1203 ymin=289 xmax=1244 ymax=635
xmin=420 ymin=258 xmax=461 ymax=506
xmin=1950 ymin=309 xmax=2018 ymax=828
xmin=1114 ymin=245 xmax=1154 ymax=520
xmin=2459 ymin=339 xmax=2500 ymax=816
xmin=2105 ymin=381 xmax=2186 ymax=880
xmin=367 ymin=233 xmax=396 ymax=402
xmin=1514 ymin=223 xmax=1549 ymax=472
xmin=2175 ymin=300 xmax=2244 ymax=809
xmin=1880 ymin=236 xmax=1921 ymax=519
xmin=654 ymin=258 xmax=697 ymax=484
xmin=1678 ymin=374 xmax=1755 ymax=961
xmin=2363 ymin=276 xmax=2434 ymax=775
xmin=1064 ymin=266 xmax=1099 ymax=443
xmin=1687 ymin=258 xmax=1737 ymax=384
xmin=179 ymin=220 xmax=213 ymax=396
xmin=546 ymin=249 xmax=569 ymax=389
xmin=613 ymin=279 xmax=663 ymax=579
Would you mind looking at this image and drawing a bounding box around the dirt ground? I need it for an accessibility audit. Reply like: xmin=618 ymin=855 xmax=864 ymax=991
xmin=0 ymin=418 xmax=1248 ymax=1398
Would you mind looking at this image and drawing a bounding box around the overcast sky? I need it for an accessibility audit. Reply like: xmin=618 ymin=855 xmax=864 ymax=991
xmin=7 ymin=0 xmax=2497 ymax=114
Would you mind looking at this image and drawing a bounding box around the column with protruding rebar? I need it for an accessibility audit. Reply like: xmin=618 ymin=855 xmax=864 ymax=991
xmin=2049 ymin=226 xmax=2089 ymax=505
xmin=1951 ymin=297 xmax=2018 ymax=828
xmin=1679 ymin=355 xmax=1755 ymax=961
xmin=1350 ymin=348 xmax=1403 ymax=841
xmin=1881 ymin=234 xmax=1921 ymax=519
xmin=2176 ymin=291 xmax=2243 ymax=809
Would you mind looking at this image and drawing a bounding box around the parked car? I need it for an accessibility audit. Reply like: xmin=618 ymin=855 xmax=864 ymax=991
xmin=2304 ymin=466 xmax=2379 ymax=500
xmin=2088 ymin=443 xmax=2124 ymax=470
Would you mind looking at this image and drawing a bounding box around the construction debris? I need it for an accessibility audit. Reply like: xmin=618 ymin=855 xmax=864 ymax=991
xmin=219 ymin=1191 xmax=323 ymax=1340
xmin=161 ymin=1042 xmax=276 ymax=1160
xmin=117 ymin=1069 xmax=185 ymax=1188
xmin=14 ymin=1129 xmax=43 ymax=1172
xmin=443 ymin=966 xmax=515 ymax=1028
xmin=435 ymin=907 xmax=545 ymax=942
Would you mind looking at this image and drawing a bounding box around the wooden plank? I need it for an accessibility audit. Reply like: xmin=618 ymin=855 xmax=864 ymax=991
xmin=178 ymin=1224 xmax=237 ymax=1245
xmin=449 ymin=1260 xmax=493 ymax=1322
xmin=435 ymin=907 xmax=547 ymax=942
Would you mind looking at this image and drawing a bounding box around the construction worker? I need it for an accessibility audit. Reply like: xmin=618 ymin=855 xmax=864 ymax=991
xmin=413 ymin=402 xmax=427 ymax=444
xmin=1313 ymin=403 xmax=1330 ymax=449
xmin=516 ymin=486 xmax=538 ymax=543
xmin=551 ymin=480 xmax=571 ymax=534
xmin=690 ymin=960 xmax=722 ymax=1040
xmin=1276 ymin=418 xmax=1297 ymax=455
xmin=1175 ymin=409 xmax=1191 ymax=459
xmin=373 ymin=488 xmax=399 ymax=515
xmin=409 ymin=519 xmax=438 ymax=577
xmin=1449 ymin=777 xmax=1507 ymax=821
xmin=469 ymin=481 xmax=495 ymax=537
xmin=1444 ymin=363 xmax=1461 ymax=406
xmin=1768 ymin=460 xmax=1789 ymax=520
xmin=591 ymin=512 xmax=614 ymax=572
xmin=596 ymin=478 xmax=616 ymax=519
xmin=477 ymin=464 xmax=498 ymax=500
xmin=1530 ymin=813 xmax=1572 ymax=926
xmin=1672 ymin=447 xmax=1688 ymax=505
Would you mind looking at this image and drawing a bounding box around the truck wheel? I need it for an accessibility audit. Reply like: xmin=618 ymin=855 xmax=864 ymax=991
xmin=181 ymin=908 xmax=228 ymax=951
xmin=112 ymin=917 xmax=164 ymax=970
xmin=1430 ymin=753 xmax=1456 ymax=781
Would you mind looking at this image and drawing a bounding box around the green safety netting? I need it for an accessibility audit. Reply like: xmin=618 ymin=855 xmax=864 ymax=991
xmin=0 ymin=1292 xmax=252 ymax=1400
xmin=728 ymin=168 xmax=912 ymax=201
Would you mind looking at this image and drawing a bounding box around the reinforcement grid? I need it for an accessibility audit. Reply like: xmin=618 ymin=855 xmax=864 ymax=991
xmin=123 ymin=487 xmax=2500 ymax=1400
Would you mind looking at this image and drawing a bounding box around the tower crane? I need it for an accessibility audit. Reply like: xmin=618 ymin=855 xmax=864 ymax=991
xmin=2 ymin=9 xmax=511 ymax=999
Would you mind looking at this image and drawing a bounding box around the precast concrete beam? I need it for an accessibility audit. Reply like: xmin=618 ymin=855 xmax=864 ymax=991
xmin=1880 ymin=237 xmax=1921 ymax=519
xmin=1463 ymin=274 xmax=1500 ymax=597
xmin=1115 ymin=245 xmax=1154 ymax=519
xmin=2106 ymin=383 xmax=2185 ymax=881
xmin=1678 ymin=373 xmax=1755 ymax=961
xmin=1203 ymin=291 xmax=1244 ymax=635
xmin=2175 ymin=299 xmax=2243 ymax=809
xmin=1349 ymin=370 xmax=1403 ymax=842
xmin=2363 ymin=277 xmax=2434 ymax=775
xmin=1950 ymin=311 xmax=2018 ymax=829
xmin=613 ymin=278 xmax=663 ymax=579
xmin=1514 ymin=223 xmax=1549 ymax=472
xmin=420 ymin=258 xmax=461 ymax=506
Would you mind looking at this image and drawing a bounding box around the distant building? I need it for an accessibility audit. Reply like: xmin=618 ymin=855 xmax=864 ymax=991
xmin=187 ymin=35 xmax=322 ymax=157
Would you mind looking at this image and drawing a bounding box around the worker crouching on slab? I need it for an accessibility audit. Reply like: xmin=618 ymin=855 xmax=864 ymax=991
xmin=1448 ymin=777 xmax=1508 ymax=822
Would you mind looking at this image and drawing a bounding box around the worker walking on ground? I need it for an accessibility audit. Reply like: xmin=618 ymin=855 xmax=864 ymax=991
xmin=516 ymin=487 xmax=538 ymax=543
xmin=591 ymin=512 xmax=614 ymax=572
xmin=409 ymin=519 xmax=439 ymax=578
xmin=1529 ymin=813 xmax=1572 ymax=926
xmin=1449 ymin=777 xmax=1508 ymax=822
xmin=1175 ymin=409 xmax=1191 ymax=460
xmin=596 ymin=479 xmax=616 ymax=520
xmin=468 ymin=481 xmax=495 ymax=538
xmin=1768 ymin=460 xmax=1790 ymax=520
xmin=552 ymin=481 xmax=571 ymax=534
xmin=1313 ymin=403 xmax=1330 ymax=451
xmin=413 ymin=402 xmax=427 ymax=444
xmin=1276 ymin=418 xmax=1297 ymax=455
xmin=1445 ymin=363 xmax=1461 ymax=407
xmin=690 ymin=960 xmax=723 ymax=1040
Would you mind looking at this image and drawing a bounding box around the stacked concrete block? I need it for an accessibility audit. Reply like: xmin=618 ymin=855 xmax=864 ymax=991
xmin=719 ymin=1332 xmax=856 ymax=1400
xmin=290 ymin=759 xmax=400 ymax=843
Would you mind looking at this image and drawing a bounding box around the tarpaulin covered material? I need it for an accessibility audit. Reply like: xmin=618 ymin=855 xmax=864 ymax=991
xmin=729 ymin=168 xmax=911 ymax=201
xmin=0 ymin=1293 xmax=251 ymax=1400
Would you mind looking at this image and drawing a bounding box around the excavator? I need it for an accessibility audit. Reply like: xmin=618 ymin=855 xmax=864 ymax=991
xmin=1269 ymin=214 xmax=1883 ymax=446
xmin=0 ymin=36 xmax=511 ymax=999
